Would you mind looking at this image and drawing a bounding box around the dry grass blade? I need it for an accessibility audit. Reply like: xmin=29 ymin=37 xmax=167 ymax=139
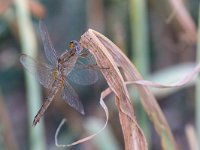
xmin=80 ymin=29 xmax=177 ymax=150
xmin=168 ymin=0 xmax=197 ymax=44
xmin=55 ymin=88 xmax=110 ymax=147
xmin=125 ymin=63 xmax=200 ymax=88
xmin=185 ymin=124 xmax=198 ymax=150
xmin=80 ymin=29 xmax=147 ymax=150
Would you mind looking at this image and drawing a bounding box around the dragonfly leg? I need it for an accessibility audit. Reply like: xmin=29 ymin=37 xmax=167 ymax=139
xmin=32 ymin=97 xmax=52 ymax=127
xmin=92 ymin=64 xmax=110 ymax=70
xmin=78 ymin=63 xmax=110 ymax=70
xmin=98 ymin=65 xmax=110 ymax=70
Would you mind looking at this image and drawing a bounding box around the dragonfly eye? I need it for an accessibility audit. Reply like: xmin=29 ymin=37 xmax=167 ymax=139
xmin=69 ymin=40 xmax=81 ymax=54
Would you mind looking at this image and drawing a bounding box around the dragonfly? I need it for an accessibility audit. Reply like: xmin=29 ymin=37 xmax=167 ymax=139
xmin=20 ymin=21 xmax=98 ymax=127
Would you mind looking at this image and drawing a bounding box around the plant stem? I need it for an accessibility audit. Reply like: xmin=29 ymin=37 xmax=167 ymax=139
xmin=129 ymin=0 xmax=150 ymax=146
xmin=14 ymin=0 xmax=46 ymax=149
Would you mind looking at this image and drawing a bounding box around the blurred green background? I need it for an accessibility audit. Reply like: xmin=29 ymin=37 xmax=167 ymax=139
xmin=0 ymin=0 xmax=199 ymax=150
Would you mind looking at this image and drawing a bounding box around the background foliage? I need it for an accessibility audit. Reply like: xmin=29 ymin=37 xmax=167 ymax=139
xmin=0 ymin=0 xmax=199 ymax=149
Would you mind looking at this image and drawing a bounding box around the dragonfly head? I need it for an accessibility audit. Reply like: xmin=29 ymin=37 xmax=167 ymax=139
xmin=69 ymin=40 xmax=81 ymax=55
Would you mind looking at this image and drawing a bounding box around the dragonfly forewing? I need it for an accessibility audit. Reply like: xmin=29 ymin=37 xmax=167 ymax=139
xmin=39 ymin=20 xmax=58 ymax=65
xmin=67 ymin=49 xmax=99 ymax=85
xmin=78 ymin=50 xmax=97 ymax=65
xmin=20 ymin=54 xmax=55 ymax=88
xmin=62 ymin=80 xmax=85 ymax=115
xmin=68 ymin=64 xmax=98 ymax=85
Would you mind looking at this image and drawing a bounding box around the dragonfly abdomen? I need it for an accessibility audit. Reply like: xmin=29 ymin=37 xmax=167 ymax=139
xmin=33 ymin=80 xmax=61 ymax=126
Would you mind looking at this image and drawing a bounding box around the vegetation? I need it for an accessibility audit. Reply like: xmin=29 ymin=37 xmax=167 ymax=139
xmin=0 ymin=0 xmax=199 ymax=149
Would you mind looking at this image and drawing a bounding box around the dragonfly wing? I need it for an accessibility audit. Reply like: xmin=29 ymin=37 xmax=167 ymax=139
xmin=78 ymin=50 xmax=96 ymax=64
xmin=62 ymin=81 xmax=85 ymax=115
xmin=39 ymin=20 xmax=58 ymax=65
xmin=68 ymin=64 xmax=98 ymax=85
xmin=68 ymin=50 xmax=98 ymax=85
xmin=20 ymin=54 xmax=55 ymax=88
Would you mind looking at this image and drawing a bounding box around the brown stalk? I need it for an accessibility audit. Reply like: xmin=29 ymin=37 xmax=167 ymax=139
xmin=168 ymin=0 xmax=197 ymax=44
xmin=0 ymin=92 xmax=19 ymax=150
xmin=80 ymin=29 xmax=147 ymax=150
xmin=93 ymin=30 xmax=177 ymax=149
xmin=185 ymin=124 xmax=198 ymax=150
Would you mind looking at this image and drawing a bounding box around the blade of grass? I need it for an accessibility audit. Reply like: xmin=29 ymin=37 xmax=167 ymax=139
xmin=91 ymin=30 xmax=177 ymax=149
xmin=129 ymin=0 xmax=150 ymax=145
xmin=129 ymin=0 xmax=149 ymax=75
xmin=168 ymin=0 xmax=197 ymax=44
xmin=80 ymin=29 xmax=148 ymax=150
xmin=185 ymin=124 xmax=198 ymax=150
xmin=55 ymin=88 xmax=110 ymax=147
xmin=14 ymin=0 xmax=46 ymax=149
xmin=196 ymin=2 xmax=200 ymax=148
xmin=84 ymin=118 xmax=121 ymax=150
xmin=148 ymin=63 xmax=196 ymax=98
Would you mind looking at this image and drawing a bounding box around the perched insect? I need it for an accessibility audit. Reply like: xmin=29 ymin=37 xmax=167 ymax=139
xmin=20 ymin=21 xmax=98 ymax=126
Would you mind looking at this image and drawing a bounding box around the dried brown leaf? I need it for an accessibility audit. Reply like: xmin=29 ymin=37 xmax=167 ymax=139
xmin=126 ymin=62 xmax=200 ymax=88
xmin=168 ymin=0 xmax=197 ymax=44
xmin=185 ymin=124 xmax=198 ymax=150
xmin=55 ymin=88 xmax=110 ymax=147
xmin=80 ymin=29 xmax=147 ymax=150
xmin=80 ymin=29 xmax=177 ymax=150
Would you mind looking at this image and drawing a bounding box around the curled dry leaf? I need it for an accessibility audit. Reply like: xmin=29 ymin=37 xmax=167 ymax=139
xmin=80 ymin=30 xmax=147 ymax=150
xmin=126 ymin=62 xmax=200 ymax=88
xmin=80 ymin=29 xmax=177 ymax=150
xmin=55 ymin=88 xmax=111 ymax=147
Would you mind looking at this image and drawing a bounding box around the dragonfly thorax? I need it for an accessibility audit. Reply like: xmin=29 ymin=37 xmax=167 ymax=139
xmin=57 ymin=49 xmax=78 ymax=76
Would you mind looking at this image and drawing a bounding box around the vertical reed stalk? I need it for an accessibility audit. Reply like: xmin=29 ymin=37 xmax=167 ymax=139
xmin=15 ymin=0 xmax=46 ymax=149
xmin=129 ymin=0 xmax=150 ymax=145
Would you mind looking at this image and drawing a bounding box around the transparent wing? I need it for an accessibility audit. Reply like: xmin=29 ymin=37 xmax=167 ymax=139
xmin=62 ymin=81 xmax=85 ymax=115
xmin=39 ymin=20 xmax=58 ymax=65
xmin=20 ymin=54 xmax=55 ymax=88
xmin=68 ymin=64 xmax=98 ymax=85
xmin=67 ymin=50 xmax=98 ymax=85
xmin=78 ymin=50 xmax=96 ymax=64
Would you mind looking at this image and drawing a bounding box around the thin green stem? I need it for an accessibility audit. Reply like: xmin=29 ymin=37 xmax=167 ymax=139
xmin=129 ymin=0 xmax=149 ymax=75
xmin=129 ymin=0 xmax=151 ymax=147
xmin=15 ymin=0 xmax=46 ymax=149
